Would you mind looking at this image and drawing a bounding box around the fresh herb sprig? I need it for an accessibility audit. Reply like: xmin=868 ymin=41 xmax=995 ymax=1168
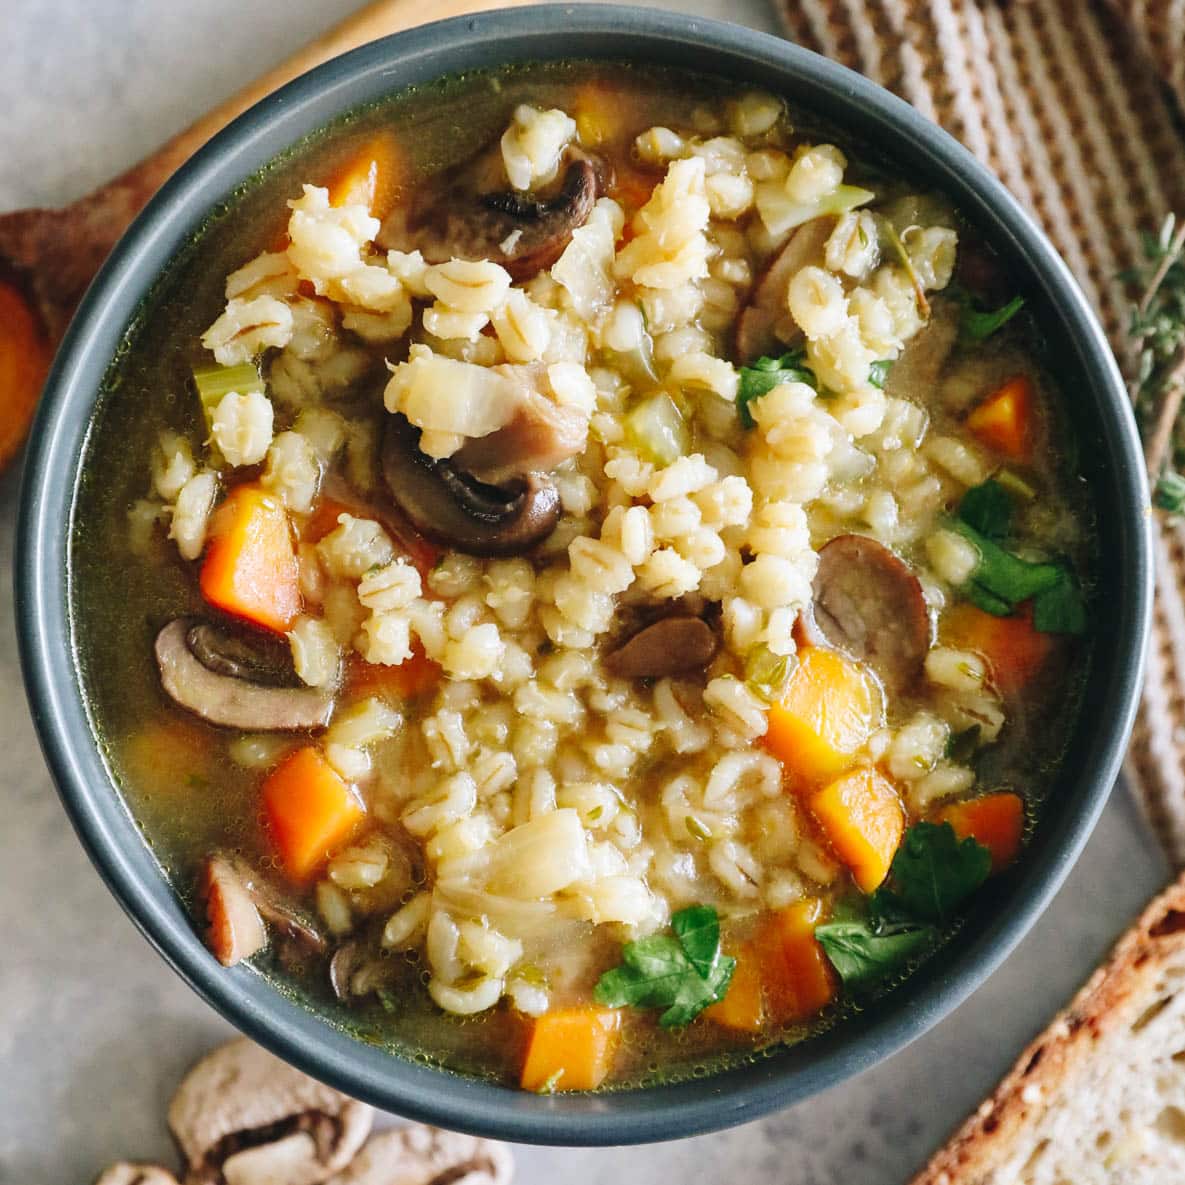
xmin=736 ymin=350 xmax=817 ymax=429
xmin=594 ymin=904 xmax=735 ymax=1027
xmin=815 ymin=822 xmax=992 ymax=989
xmin=1126 ymin=214 xmax=1185 ymax=511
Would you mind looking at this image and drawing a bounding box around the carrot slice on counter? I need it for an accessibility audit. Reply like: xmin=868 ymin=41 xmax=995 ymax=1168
xmin=764 ymin=647 xmax=885 ymax=788
xmin=966 ymin=375 xmax=1035 ymax=461
xmin=761 ymin=899 xmax=837 ymax=1024
xmin=344 ymin=646 xmax=442 ymax=703
xmin=200 ymin=485 xmax=301 ymax=634
xmin=326 ymin=130 xmax=404 ymax=220
xmin=938 ymin=792 xmax=1025 ymax=873
xmin=262 ymin=746 xmax=366 ymax=882
xmin=810 ymin=766 xmax=905 ymax=893
xmin=942 ymin=600 xmax=1053 ymax=696
xmin=520 ymin=1007 xmax=623 ymax=1092
xmin=704 ymin=941 xmax=765 ymax=1033
xmin=0 ymin=278 xmax=51 ymax=471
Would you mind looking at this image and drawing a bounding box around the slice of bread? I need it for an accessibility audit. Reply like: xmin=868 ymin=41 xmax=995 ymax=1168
xmin=910 ymin=873 xmax=1185 ymax=1184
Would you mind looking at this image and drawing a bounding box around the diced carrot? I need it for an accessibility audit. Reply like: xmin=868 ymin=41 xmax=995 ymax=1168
xmin=942 ymin=600 xmax=1053 ymax=696
xmin=764 ymin=647 xmax=885 ymax=788
xmin=344 ymin=646 xmax=442 ymax=703
xmin=760 ymin=899 xmax=836 ymax=1023
xmin=200 ymin=485 xmax=302 ymax=634
xmin=261 ymin=746 xmax=366 ymax=881
xmin=0 ymin=278 xmax=51 ymax=471
xmin=520 ymin=1007 xmax=622 ymax=1092
xmin=704 ymin=942 xmax=765 ymax=1033
xmin=810 ymin=766 xmax=905 ymax=893
xmin=966 ymin=375 xmax=1035 ymax=461
xmin=326 ymin=131 xmax=404 ymax=220
xmin=938 ymin=792 xmax=1025 ymax=873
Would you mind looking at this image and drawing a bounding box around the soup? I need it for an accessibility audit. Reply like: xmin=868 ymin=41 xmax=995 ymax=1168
xmin=74 ymin=62 xmax=1091 ymax=1091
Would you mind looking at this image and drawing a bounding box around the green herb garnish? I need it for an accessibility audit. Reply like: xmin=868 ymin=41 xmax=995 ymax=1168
xmin=594 ymin=904 xmax=735 ymax=1027
xmin=960 ymin=294 xmax=1025 ymax=342
xmin=958 ymin=479 xmax=1013 ymax=541
xmin=868 ymin=359 xmax=893 ymax=389
xmin=946 ymin=724 xmax=982 ymax=764
xmin=815 ymin=822 xmax=992 ymax=989
xmin=737 ymin=350 xmax=817 ymax=429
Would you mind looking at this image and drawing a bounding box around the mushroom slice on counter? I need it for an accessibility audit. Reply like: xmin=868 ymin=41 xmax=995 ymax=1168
xmin=155 ymin=619 xmax=335 ymax=731
xmin=810 ymin=534 xmax=931 ymax=694
xmin=379 ymin=156 xmax=599 ymax=282
xmin=325 ymin=1126 xmax=513 ymax=1185
xmin=168 ymin=1038 xmax=373 ymax=1185
xmin=734 ymin=215 xmax=836 ymax=364
xmin=200 ymin=853 xmax=327 ymax=968
xmin=603 ymin=615 xmax=719 ymax=679
xmin=94 ymin=1166 xmax=181 ymax=1185
xmin=381 ymin=414 xmax=561 ymax=557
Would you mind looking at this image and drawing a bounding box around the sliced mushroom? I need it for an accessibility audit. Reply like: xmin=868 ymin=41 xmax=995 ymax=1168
xmin=94 ymin=1166 xmax=180 ymax=1185
xmin=156 ymin=619 xmax=335 ymax=731
xmin=883 ymin=296 xmax=960 ymax=399
xmin=603 ymin=615 xmax=719 ymax=679
xmin=325 ymin=1126 xmax=513 ymax=1185
xmin=200 ymin=853 xmax=327 ymax=969
xmin=381 ymin=414 xmax=560 ymax=557
xmin=168 ymin=1038 xmax=373 ymax=1185
xmin=735 ymin=215 xmax=836 ymax=364
xmin=810 ymin=534 xmax=931 ymax=694
xmin=378 ymin=157 xmax=598 ymax=282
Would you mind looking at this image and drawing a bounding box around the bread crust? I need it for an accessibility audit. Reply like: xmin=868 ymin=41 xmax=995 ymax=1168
xmin=909 ymin=872 xmax=1185 ymax=1185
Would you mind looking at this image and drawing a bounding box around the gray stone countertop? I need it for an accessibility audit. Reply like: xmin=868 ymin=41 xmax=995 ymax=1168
xmin=0 ymin=2 xmax=1169 ymax=1181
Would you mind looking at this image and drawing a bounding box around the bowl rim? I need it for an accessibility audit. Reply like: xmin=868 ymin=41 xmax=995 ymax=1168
xmin=15 ymin=2 xmax=1152 ymax=1146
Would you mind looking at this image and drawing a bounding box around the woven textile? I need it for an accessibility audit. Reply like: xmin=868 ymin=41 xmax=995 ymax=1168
xmin=776 ymin=0 xmax=1185 ymax=865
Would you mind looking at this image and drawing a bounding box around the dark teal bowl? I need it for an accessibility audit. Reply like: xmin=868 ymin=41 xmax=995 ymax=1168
xmin=16 ymin=4 xmax=1151 ymax=1145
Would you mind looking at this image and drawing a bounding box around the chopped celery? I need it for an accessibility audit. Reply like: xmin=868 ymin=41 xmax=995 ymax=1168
xmin=192 ymin=363 xmax=264 ymax=427
xmin=744 ymin=644 xmax=794 ymax=703
xmin=755 ymin=181 xmax=875 ymax=240
xmin=624 ymin=392 xmax=688 ymax=466
xmin=994 ymin=469 xmax=1037 ymax=501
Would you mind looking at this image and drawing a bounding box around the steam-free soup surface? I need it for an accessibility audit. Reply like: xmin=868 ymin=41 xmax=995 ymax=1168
xmin=74 ymin=61 xmax=1090 ymax=1090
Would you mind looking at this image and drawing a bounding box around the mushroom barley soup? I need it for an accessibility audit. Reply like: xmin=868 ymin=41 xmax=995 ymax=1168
xmin=75 ymin=64 xmax=1091 ymax=1091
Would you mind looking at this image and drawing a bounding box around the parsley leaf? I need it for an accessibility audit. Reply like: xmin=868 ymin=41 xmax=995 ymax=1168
xmin=868 ymin=359 xmax=893 ymax=389
xmin=814 ymin=918 xmax=935 ymax=988
xmin=961 ymin=294 xmax=1025 ymax=342
xmin=1032 ymin=568 xmax=1088 ymax=635
xmin=815 ymin=823 xmax=992 ymax=990
xmin=737 ymin=350 xmax=817 ymax=429
xmin=594 ymin=905 xmax=735 ymax=1028
xmin=959 ymin=480 xmax=1013 ymax=541
xmin=883 ymin=821 xmax=992 ymax=923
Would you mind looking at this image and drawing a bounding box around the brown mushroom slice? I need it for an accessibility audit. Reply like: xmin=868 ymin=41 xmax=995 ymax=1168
xmin=883 ymin=296 xmax=960 ymax=398
xmin=155 ymin=619 xmax=334 ymax=731
xmin=811 ymin=535 xmax=930 ymax=693
xmin=325 ymin=1126 xmax=513 ymax=1185
xmin=381 ymin=414 xmax=560 ymax=557
xmin=378 ymin=158 xmax=598 ymax=282
xmin=603 ymin=616 xmax=719 ymax=679
xmin=200 ymin=853 xmax=327 ymax=968
xmin=168 ymin=1038 xmax=373 ymax=1185
xmin=200 ymin=854 xmax=268 ymax=968
xmin=94 ymin=1166 xmax=180 ymax=1185
xmin=735 ymin=215 xmax=836 ymax=364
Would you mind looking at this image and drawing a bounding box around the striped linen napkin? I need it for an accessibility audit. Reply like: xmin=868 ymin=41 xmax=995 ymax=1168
xmin=775 ymin=0 xmax=1185 ymax=864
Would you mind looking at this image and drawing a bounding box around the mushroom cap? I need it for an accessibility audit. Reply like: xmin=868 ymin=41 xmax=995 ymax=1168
xmin=810 ymin=534 xmax=931 ymax=694
xmin=94 ymin=1166 xmax=181 ymax=1185
xmin=324 ymin=1126 xmax=513 ymax=1185
xmin=155 ymin=619 xmax=335 ymax=732
xmin=168 ymin=1038 xmax=372 ymax=1185
xmin=603 ymin=615 xmax=719 ymax=679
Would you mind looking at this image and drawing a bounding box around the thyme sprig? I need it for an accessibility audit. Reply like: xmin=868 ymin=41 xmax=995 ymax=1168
xmin=1127 ymin=214 xmax=1185 ymax=511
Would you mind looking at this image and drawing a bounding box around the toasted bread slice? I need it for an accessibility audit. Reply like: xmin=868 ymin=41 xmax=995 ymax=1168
xmin=911 ymin=873 xmax=1185 ymax=1184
